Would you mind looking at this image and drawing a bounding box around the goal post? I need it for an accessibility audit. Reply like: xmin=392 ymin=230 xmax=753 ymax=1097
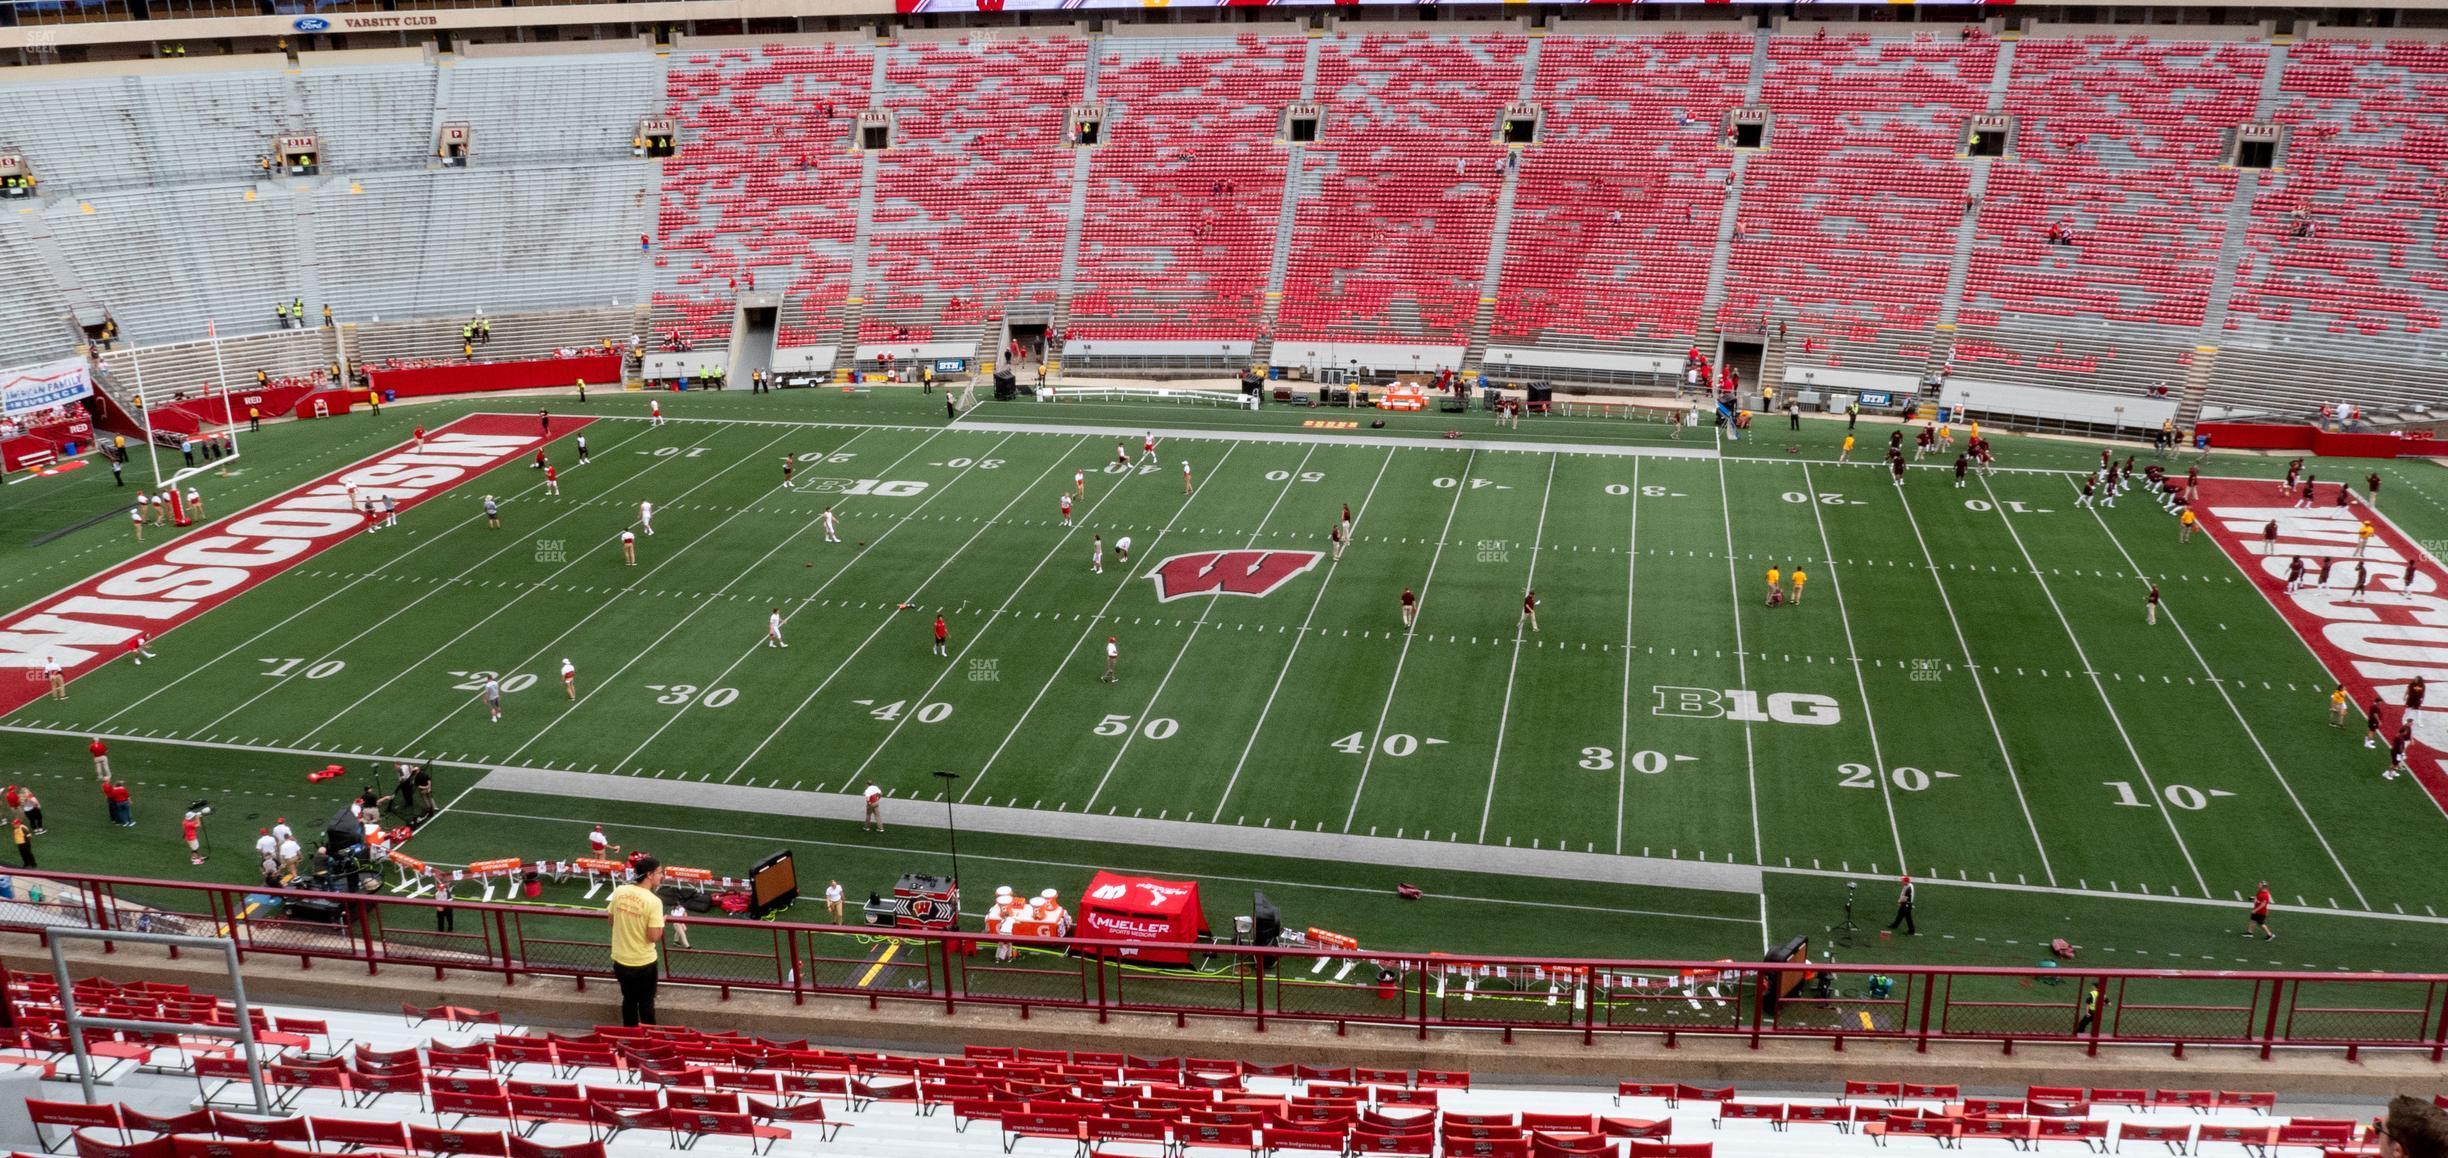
xmin=127 ymin=327 xmax=245 ymax=493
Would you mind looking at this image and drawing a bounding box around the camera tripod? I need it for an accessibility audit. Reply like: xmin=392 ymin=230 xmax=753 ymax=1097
xmin=1831 ymin=881 xmax=1860 ymax=947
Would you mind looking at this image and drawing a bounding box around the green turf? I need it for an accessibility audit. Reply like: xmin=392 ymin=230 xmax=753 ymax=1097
xmin=3 ymin=387 xmax=2445 ymax=979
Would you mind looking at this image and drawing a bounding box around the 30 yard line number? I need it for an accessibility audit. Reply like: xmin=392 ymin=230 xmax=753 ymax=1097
xmin=1579 ymin=747 xmax=1671 ymax=774
xmin=1603 ymin=484 xmax=1670 ymax=497
xmin=648 ymin=684 xmax=737 ymax=707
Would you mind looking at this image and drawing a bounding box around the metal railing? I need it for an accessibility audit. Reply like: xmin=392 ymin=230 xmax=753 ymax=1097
xmin=4 ymin=869 xmax=2443 ymax=1062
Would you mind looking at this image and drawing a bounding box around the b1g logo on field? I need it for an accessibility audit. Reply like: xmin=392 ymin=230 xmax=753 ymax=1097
xmin=1653 ymin=685 xmax=1843 ymax=727
xmin=1144 ymin=550 xmax=1323 ymax=603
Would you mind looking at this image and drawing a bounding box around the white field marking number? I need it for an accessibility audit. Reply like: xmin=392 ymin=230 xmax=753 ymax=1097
xmin=1579 ymin=747 xmax=1676 ymax=774
xmin=1963 ymin=499 xmax=2041 ymax=513
xmin=868 ymin=699 xmax=953 ymax=724
xmin=1330 ymin=732 xmax=1445 ymax=757
xmin=793 ymin=452 xmax=859 ymax=464
xmin=651 ymin=446 xmax=712 ymax=458
xmin=1432 ymin=478 xmax=1503 ymax=490
xmin=1265 ymin=470 xmax=1326 ymax=483
xmin=1103 ymin=462 xmax=1160 ymax=476
xmin=451 ymin=670 xmax=535 ymax=693
xmin=1838 ymin=762 xmax=1959 ymax=791
xmin=2106 ymin=780 xmax=2230 ymax=810
xmin=1094 ymin=714 xmax=1180 ymax=739
xmin=1604 ymin=484 xmax=1672 ymax=497
xmin=1782 ymin=491 xmax=1849 ymax=506
xmin=647 ymin=684 xmax=737 ymax=707
xmin=940 ymin=458 xmax=1003 ymax=469
xmin=262 ymin=657 xmax=345 ymax=679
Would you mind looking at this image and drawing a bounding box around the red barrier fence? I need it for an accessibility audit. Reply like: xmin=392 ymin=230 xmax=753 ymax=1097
xmin=364 ymin=353 xmax=620 ymax=400
xmin=2196 ymin=421 xmax=2441 ymax=458
xmin=2 ymin=870 xmax=2442 ymax=1062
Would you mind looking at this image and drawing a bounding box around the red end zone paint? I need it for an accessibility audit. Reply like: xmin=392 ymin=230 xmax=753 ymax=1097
xmin=2194 ymin=477 xmax=2448 ymax=810
xmin=0 ymin=414 xmax=590 ymax=714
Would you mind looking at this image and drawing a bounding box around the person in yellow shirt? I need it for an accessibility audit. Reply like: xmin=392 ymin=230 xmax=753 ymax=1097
xmin=1937 ymin=422 xmax=1953 ymax=451
xmin=1790 ymin=566 xmax=1808 ymax=605
xmin=2179 ymin=507 xmax=2197 ymax=543
xmin=2329 ymin=685 xmax=2350 ymax=728
xmin=2356 ymin=522 xmax=2374 ymax=557
xmin=606 ymin=856 xmax=667 ymax=1025
xmin=1839 ymin=434 xmax=1855 ymax=464
xmin=1766 ymin=566 xmax=1782 ymax=606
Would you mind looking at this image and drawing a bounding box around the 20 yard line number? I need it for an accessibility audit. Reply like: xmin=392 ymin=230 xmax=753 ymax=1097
xmin=451 ymin=670 xmax=534 ymax=693
xmin=1839 ymin=762 xmax=1959 ymax=791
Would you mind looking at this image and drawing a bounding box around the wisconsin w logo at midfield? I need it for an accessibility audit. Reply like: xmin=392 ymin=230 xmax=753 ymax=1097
xmin=1143 ymin=550 xmax=1323 ymax=603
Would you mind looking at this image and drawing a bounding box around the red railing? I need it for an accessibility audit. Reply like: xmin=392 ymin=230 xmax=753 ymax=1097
xmin=8 ymin=870 xmax=2444 ymax=1062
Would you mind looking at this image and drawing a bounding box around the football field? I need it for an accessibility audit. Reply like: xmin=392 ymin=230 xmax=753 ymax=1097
xmin=4 ymin=388 xmax=2447 ymax=973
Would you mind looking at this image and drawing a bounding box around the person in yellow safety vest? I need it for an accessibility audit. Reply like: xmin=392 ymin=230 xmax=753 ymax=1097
xmin=274 ymin=301 xmax=289 ymax=328
xmin=575 ymin=378 xmax=588 ymax=403
xmin=291 ymin=297 xmax=303 ymax=324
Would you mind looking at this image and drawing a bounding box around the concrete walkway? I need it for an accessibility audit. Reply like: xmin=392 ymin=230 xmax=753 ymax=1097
xmin=471 ymin=765 xmax=1764 ymax=895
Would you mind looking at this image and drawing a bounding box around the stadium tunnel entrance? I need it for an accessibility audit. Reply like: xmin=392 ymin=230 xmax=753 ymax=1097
xmin=730 ymin=294 xmax=779 ymax=385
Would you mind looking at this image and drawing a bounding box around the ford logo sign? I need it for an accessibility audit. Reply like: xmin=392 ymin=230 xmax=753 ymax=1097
xmin=293 ymin=16 xmax=330 ymax=31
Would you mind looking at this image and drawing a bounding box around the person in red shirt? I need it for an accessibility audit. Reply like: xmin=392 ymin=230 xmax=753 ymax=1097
xmin=125 ymin=634 xmax=156 ymax=666
xmin=90 ymin=738 xmax=111 ymax=782
xmin=544 ymin=463 xmax=560 ymax=497
xmin=2247 ymin=882 xmax=2274 ymax=940
xmin=106 ymin=781 xmax=132 ymax=827
xmin=1400 ymin=587 xmax=1418 ymax=630
xmin=931 ymin=614 xmax=949 ymax=658
xmin=412 ymin=425 xmax=425 ymax=449
xmin=183 ymin=812 xmax=205 ymax=865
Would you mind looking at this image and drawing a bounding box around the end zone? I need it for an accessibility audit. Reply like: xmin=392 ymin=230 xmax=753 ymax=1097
xmin=0 ymin=413 xmax=591 ymax=713
xmin=2196 ymin=478 xmax=2448 ymax=812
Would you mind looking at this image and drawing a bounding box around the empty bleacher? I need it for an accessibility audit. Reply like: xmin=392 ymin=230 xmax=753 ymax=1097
xmin=1274 ymin=29 xmax=1524 ymax=346
xmin=860 ymin=34 xmax=1090 ymax=346
xmin=439 ymin=47 xmax=664 ymax=168
xmin=1063 ymin=30 xmax=1307 ymax=344
xmin=1493 ymin=31 xmax=1750 ymax=358
xmin=0 ymin=971 xmax=2400 ymax=1158
xmin=1961 ymin=34 xmax=2264 ymax=336
xmin=0 ymin=25 xmax=2443 ymax=421
xmin=1722 ymin=32 xmax=1993 ymax=376
xmin=2225 ymin=36 xmax=2448 ymax=365
xmin=652 ymin=38 xmax=873 ymax=348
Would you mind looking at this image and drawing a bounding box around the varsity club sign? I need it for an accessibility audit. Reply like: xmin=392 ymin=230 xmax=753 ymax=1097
xmin=1144 ymin=549 xmax=1322 ymax=602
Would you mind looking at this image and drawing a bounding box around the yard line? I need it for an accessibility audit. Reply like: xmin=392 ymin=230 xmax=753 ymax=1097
xmin=1475 ymin=453 xmax=1558 ymax=842
xmin=1965 ymin=474 xmax=2212 ymax=898
xmin=2060 ymin=475 xmax=2368 ymax=909
xmin=1875 ymin=467 xmax=2056 ymax=885
xmin=1614 ymin=458 xmax=1640 ymax=857
xmin=521 ymin=428 xmax=992 ymax=766
xmin=90 ymin=420 xmax=663 ymax=731
xmin=619 ymin=431 xmax=1053 ymax=777
xmin=1784 ymin=467 xmax=1900 ymax=874
xmin=1082 ymin=446 xmax=1319 ymax=812
xmin=960 ymin=443 xmax=1246 ymax=805
xmin=833 ymin=436 xmax=1133 ymax=787
xmin=1713 ymin=450 xmax=1766 ymax=865
xmin=1341 ymin=450 xmax=1477 ymax=833
xmin=1208 ymin=448 xmax=1397 ymax=822
xmin=298 ymin=426 xmax=808 ymax=751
